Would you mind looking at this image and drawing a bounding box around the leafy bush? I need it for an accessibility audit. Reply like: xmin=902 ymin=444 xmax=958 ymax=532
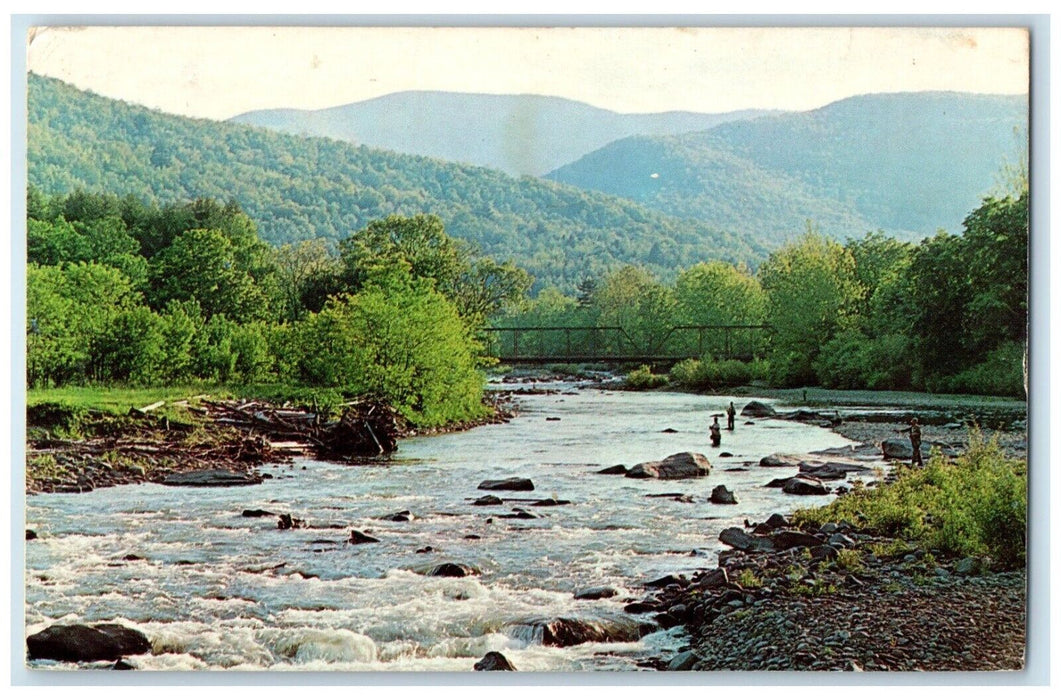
xmin=930 ymin=341 xmax=1025 ymax=398
xmin=624 ymin=364 xmax=668 ymax=390
xmin=794 ymin=430 xmax=1026 ymax=569
xmin=670 ymin=356 xmax=770 ymax=390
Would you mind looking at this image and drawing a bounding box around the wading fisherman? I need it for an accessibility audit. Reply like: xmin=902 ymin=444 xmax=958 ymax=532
xmin=709 ymin=416 xmax=722 ymax=447
xmin=898 ymin=417 xmax=923 ymax=467
xmin=726 ymin=401 xmax=736 ymax=431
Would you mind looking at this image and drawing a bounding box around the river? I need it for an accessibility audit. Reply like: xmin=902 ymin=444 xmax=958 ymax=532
xmin=25 ymin=384 xmax=871 ymax=671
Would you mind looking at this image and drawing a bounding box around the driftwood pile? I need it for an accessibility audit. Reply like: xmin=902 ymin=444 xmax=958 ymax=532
xmin=199 ymin=399 xmax=400 ymax=460
xmin=26 ymin=397 xmax=403 ymax=494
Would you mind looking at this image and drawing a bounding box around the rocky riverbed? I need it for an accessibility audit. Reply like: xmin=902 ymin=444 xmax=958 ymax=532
xmin=633 ymin=513 xmax=1026 ymax=672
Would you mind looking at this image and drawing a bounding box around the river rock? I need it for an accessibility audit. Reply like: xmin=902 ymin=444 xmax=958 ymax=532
xmin=27 ymin=623 xmax=151 ymax=662
xmin=697 ymin=567 xmax=729 ymax=588
xmin=626 ymin=452 xmax=711 ymax=480
xmin=719 ymin=527 xmax=773 ymax=552
xmin=667 ymin=650 xmax=700 ymax=671
xmin=881 ymin=437 xmax=914 ymax=460
xmin=162 ymin=470 xmax=263 ymax=487
xmin=508 ymin=615 xmax=648 ymax=647
xmin=643 ymin=574 xmax=687 ymax=589
xmin=111 ymin=659 xmax=136 ymax=670
xmin=478 ymin=477 xmax=535 ymax=491
xmin=828 ymin=533 xmax=857 ymax=548
xmin=349 ymin=529 xmax=380 ymax=544
xmin=241 ymin=509 xmax=275 ymax=518
xmin=472 ymin=495 xmax=504 ymax=506
xmin=771 ymin=530 xmax=824 ymax=550
xmin=597 ymin=464 xmax=628 ymax=475
xmin=782 ymin=475 xmax=830 ymax=495
xmin=498 ymin=508 xmax=537 ymax=519
xmin=427 ymin=562 xmax=481 ymax=577
xmin=574 ymin=585 xmax=619 ymax=600
xmin=26 ymin=529 xmax=37 ymax=540
xmin=474 ymin=651 xmax=516 ymax=671
xmin=379 ymin=510 xmax=414 ymax=522
xmin=760 ymin=454 xmax=799 ymax=467
xmin=531 ymin=498 xmax=571 ymax=507
xmin=765 ymin=513 xmax=790 ymax=529
xmin=277 ymin=514 xmax=305 ymax=530
xmin=709 ymin=485 xmax=738 ymax=504
xmin=741 ymin=401 xmax=777 ymax=417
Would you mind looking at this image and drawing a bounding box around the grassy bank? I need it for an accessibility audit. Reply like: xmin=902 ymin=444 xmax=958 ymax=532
xmin=794 ymin=431 xmax=1027 ymax=569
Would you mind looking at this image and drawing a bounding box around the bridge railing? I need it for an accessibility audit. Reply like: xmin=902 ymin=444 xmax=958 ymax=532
xmin=481 ymin=324 xmax=770 ymax=363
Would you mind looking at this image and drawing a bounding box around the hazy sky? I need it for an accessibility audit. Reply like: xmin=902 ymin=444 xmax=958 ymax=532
xmin=26 ymin=25 xmax=1029 ymax=120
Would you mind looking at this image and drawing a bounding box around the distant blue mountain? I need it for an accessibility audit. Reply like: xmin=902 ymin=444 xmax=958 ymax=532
xmin=547 ymin=91 xmax=1028 ymax=243
xmin=230 ymin=91 xmax=774 ymax=176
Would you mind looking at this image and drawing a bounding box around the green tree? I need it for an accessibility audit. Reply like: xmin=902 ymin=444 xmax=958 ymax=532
xmin=149 ymin=228 xmax=273 ymax=322
xmin=758 ymin=229 xmax=861 ymax=385
xmin=298 ymin=270 xmax=486 ymax=426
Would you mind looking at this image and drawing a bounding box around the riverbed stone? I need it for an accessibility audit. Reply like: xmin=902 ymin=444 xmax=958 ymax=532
xmin=574 ymin=585 xmax=619 ymax=600
xmin=474 ymin=651 xmax=516 ymax=671
xmin=241 ymin=509 xmax=275 ymax=518
xmin=709 ymin=485 xmax=738 ymax=504
xmin=349 ymin=529 xmax=380 ymax=544
xmin=427 ymin=562 xmax=481 ymax=577
xmin=667 ymin=650 xmax=700 ymax=671
xmin=472 ymin=495 xmax=503 ymax=506
xmin=478 ymin=477 xmax=535 ymax=491
xmin=509 ymin=615 xmax=648 ymax=647
xmin=597 ymin=464 xmax=627 ymax=475
xmin=27 ymin=623 xmax=151 ymax=662
xmin=782 ymin=475 xmax=830 ymax=495
xmin=720 ymin=527 xmax=773 ymax=552
xmin=741 ymin=401 xmax=777 ymax=418
xmin=760 ymin=454 xmax=798 ymax=467
xmin=626 ymin=452 xmax=711 ymax=480
xmin=771 ymin=530 xmax=824 ymax=550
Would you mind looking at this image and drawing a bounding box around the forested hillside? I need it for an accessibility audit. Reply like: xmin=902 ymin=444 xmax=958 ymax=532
xmin=231 ymin=91 xmax=774 ymax=176
xmin=549 ymin=92 xmax=1027 ymax=245
xmin=28 ymin=74 xmax=763 ymax=290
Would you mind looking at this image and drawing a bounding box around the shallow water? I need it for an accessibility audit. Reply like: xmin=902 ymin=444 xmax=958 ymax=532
xmin=25 ymin=386 xmax=871 ymax=671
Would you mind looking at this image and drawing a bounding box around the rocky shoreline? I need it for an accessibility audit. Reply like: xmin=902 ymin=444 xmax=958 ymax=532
xmin=629 ymin=512 xmax=1026 ymax=672
xmin=620 ymin=400 xmax=1029 ymax=673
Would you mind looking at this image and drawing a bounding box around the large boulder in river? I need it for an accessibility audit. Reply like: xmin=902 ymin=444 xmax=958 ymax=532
xmin=427 ymin=562 xmax=481 ymax=577
xmin=474 ymin=651 xmax=516 ymax=671
xmin=741 ymin=401 xmax=777 ymax=418
xmin=507 ymin=615 xmax=650 ymax=647
xmin=27 ymin=623 xmax=151 ymax=662
xmin=478 ymin=477 xmax=535 ymax=491
xmin=162 ymin=470 xmax=262 ymax=487
xmin=625 ymin=452 xmax=711 ymax=480
xmin=709 ymin=485 xmax=738 ymax=504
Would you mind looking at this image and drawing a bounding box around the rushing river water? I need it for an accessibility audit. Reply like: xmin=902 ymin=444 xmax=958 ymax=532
xmin=25 ymin=385 xmax=874 ymax=672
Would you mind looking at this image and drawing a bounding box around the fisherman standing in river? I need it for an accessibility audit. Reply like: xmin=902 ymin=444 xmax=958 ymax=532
xmin=709 ymin=416 xmax=722 ymax=447
xmin=726 ymin=401 xmax=736 ymax=431
xmin=898 ymin=416 xmax=923 ymax=467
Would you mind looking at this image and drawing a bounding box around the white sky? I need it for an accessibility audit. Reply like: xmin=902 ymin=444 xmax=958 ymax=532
xmin=25 ymin=25 xmax=1029 ymax=120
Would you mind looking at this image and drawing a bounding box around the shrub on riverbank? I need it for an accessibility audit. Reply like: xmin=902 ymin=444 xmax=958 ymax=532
xmin=793 ymin=430 xmax=1026 ymax=569
xmin=624 ymin=365 xmax=669 ymax=390
xmin=668 ymin=357 xmax=770 ymax=390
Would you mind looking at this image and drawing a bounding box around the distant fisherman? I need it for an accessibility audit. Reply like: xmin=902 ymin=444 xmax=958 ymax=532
xmin=726 ymin=401 xmax=736 ymax=431
xmin=709 ymin=416 xmax=722 ymax=447
xmin=898 ymin=417 xmax=923 ymax=467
